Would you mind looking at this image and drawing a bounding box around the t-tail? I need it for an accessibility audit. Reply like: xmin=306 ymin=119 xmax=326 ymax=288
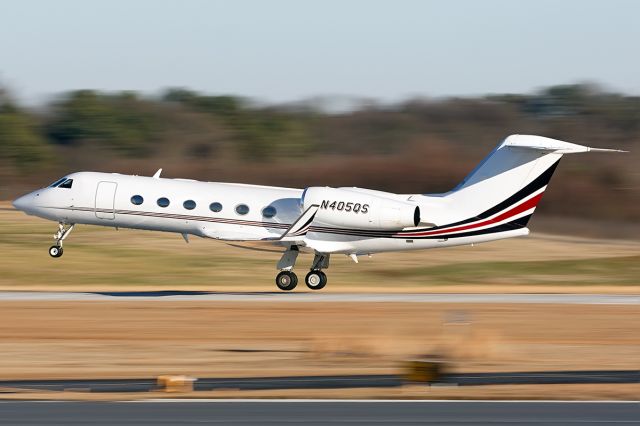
xmin=411 ymin=134 xmax=625 ymax=239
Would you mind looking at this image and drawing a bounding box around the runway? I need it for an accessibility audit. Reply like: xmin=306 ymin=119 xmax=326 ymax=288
xmin=0 ymin=401 xmax=637 ymax=425
xmin=0 ymin=291 xmax=637 ymax=304
xmin=0 ymin=370 xmax=637 ymax=393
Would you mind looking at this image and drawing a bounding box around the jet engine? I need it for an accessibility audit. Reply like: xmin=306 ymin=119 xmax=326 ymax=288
xmin=302 ymin=187 xmax=420 ymax=230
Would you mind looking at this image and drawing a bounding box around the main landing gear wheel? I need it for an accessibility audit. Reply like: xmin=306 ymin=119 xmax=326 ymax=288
xmin=276 ymin=271 xmax=298 ymax=291
xmin=305 ymin=270 xmax=327 ymax=290
xmin=49 ymin=245 xmax=63 ymax=258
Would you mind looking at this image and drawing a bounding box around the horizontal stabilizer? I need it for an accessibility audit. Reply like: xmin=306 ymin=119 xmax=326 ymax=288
xmin=504 ymin=135 xmax=627 ymax=154
xmin=584 ymin=147 xmax=628 ymax=153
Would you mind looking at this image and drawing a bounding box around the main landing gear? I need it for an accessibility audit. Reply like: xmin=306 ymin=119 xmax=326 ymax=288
xmin=49 ymin=223 xmax=74 ymax=258
xmin=275 ymin=270 xmax=298 ymax=291
xmin=275 ymin=247 xmax=330 ymax=291
xmin=304 ymin=270 xmax=327 ymax=290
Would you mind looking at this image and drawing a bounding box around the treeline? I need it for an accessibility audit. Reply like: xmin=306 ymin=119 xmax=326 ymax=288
xmin=0 ymin=83 xmax=638 ymax=221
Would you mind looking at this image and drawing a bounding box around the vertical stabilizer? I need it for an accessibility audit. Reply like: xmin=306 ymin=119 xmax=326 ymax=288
xmin=418 ymin=134 xmax=624 ymax=231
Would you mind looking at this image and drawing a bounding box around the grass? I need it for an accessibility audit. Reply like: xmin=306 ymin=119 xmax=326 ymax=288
xmin=1 ymin=204 xmax=639 ymax=289
xmin=372 ymin=256 xmax=640 ymax=285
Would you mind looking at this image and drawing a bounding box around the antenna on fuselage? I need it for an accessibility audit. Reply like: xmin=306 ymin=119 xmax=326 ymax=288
xmin=152 ymin=168 xmax=162 ymax=178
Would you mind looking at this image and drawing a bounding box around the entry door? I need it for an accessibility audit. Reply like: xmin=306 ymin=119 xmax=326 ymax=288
xmin=95 ymin=181 xmax=117 ymax=219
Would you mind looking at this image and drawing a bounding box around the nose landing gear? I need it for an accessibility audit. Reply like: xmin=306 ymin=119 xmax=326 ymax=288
xmin=48 ymin=245 xmax=63 ymax=258
xmin=49 ymin=223 xmax=74 ymax=258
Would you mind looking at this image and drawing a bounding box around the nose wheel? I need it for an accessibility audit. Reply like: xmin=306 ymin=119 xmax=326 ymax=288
xmin=49 ymin=245 xmax=63 ymax=258
xmin=305 ymin=270 xmax=327 ymax=290
xmin=49 ymin=223 xmax=74 ymax=258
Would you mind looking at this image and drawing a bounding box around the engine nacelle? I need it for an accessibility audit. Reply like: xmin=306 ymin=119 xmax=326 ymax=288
xmin=302 ymin=187 xmax=420 ymax=230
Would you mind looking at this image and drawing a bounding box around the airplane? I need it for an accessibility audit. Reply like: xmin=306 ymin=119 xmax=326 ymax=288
xmin=12 ymin=134 xmax=624 ymax=291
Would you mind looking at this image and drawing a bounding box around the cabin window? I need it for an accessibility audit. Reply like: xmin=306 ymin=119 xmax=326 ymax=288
xmin=183 ymin=200 xmax=196 ymax=210
xmin=131 ymin=195 xmax=144 ymax=205
xmin=235 ymin=204 xmax=249 ymax=215
xmin=157 ymin=197 xmax=170 ymax=208
xmin=58 ymin=179 xmax=73 ymax=189
xmin=262 ymin=206 xmax=277 ymax=218
xmin=209 ymin=202 xmax=222 ymax=213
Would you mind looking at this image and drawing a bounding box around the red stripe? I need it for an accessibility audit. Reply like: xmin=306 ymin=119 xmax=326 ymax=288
xmin=400 ymin=192 xmax=545 ymax=237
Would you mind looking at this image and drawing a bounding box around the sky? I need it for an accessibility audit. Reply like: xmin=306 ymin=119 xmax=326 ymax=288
xmin=1 ymin=0 xmax=639 ymax=105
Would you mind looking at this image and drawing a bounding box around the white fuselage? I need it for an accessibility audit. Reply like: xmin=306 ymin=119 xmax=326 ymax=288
xmin=12 ymin=171 xmax=528 ymax=256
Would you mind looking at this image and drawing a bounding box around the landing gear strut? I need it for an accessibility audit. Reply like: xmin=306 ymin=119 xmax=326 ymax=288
xmin=275 ymin=246 xmax=299 ymax=291
xmin=274 ymin=248 xmax=331 ymax=291
xmin=49 ymin=223 xmax=74 ymax=258
xmin=304 ymin=253 xmax=330 ymax=290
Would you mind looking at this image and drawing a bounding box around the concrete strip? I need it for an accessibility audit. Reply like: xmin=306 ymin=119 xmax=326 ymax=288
xmin=0 ymin=401 xmax=637 ymax=425
xmin=0 ymin=291 xmax=637 ymax=304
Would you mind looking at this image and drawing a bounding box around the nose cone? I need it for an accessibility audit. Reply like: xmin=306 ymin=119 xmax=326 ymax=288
xmin=12 ymin=193 xmax=33 ymax=213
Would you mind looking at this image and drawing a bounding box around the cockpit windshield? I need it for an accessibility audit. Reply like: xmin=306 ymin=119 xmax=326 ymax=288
xmin=48 ymin=177 xmax=73 ymax=189
xmin=58 ymin=179 xmax=73 ymax=188
xmin=48 ymin=178 xmax=67 ymax=188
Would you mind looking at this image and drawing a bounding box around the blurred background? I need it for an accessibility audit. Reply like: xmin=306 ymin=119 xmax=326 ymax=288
xmin=0 ymin=0 xmax=638 ymax=402
xmin=0 ymin=0 xmax=638 ymax=228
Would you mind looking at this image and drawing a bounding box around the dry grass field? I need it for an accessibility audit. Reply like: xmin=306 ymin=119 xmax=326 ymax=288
xmin=0 ymin=301 xmax=637 ymax=400
xmin=1 ymin=202 xmax=639 ymax=292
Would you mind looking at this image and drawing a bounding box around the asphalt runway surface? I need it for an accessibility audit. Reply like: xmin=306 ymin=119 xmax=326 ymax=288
xmin=0 ymin=291 xmax=637 ymax=304
xmin=1 ymin=370 xmax=637 ymax=393
xmin=0 ymin=401 xmax=637 ymax=425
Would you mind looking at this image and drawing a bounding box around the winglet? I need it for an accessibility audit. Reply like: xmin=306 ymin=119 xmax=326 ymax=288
xmin=153 ymin=168 xmax=162 ymax=178
xmin=279 ymin=205 xmax=319 ymax=240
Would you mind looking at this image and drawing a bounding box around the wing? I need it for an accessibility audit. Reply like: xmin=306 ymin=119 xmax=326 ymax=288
xmin=278 ymin=204 xmax=319 ymax=241
xmin=203 ymin=204 xmax=320 ymax=251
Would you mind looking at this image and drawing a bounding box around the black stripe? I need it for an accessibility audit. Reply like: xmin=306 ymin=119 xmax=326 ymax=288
xmin=309 ymin=225 xmax=395 ymax=238
xmin=300 ymin=214 xmax=316 ymax=230
xmin=308 ymin=215 xmax=532 ymax=240
xmin=474 ymin=160 xmax=559 ymax=220
xmin=66 ymin=207 xmax=291 ymax=229
xmin=411 ymin=214 xmax=532 ymax=239
xmin=291 ymin=212 xmax=317 ymax=235
xmin=417 ymin=159 xmax=560 ymax=232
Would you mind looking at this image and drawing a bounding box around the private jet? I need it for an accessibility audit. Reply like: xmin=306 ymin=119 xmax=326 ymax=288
xmin=13 ymin=134 xmax=623 ymax=291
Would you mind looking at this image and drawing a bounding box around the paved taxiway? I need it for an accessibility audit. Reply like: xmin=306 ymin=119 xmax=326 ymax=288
xmin=1 ymin=370 xmax=637 ymax=393
xmin=0 ymin=291 xmax=637 ymax=304
xmin=0 ymin=401 xmax=637 ymax=425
